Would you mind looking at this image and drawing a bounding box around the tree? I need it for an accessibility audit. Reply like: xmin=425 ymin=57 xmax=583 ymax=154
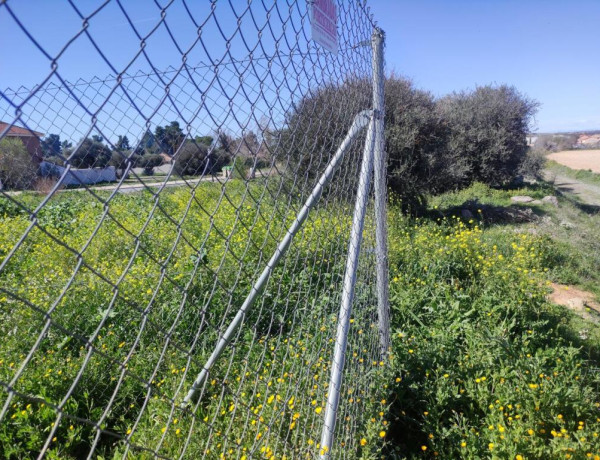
xmin=116 ymin=135 xmax=131 ymax=151
xmin=238 ymin=131 xmax=265 ymax=178
xmin=155 ymin=121 xmax=184 ymax=156
xmin=437 ymin=85 xmax=539 ymax=187
xmin=0 ymin=138 xmax=38 ymax=190
xmin=280 ymin=79 xmax=371 ymax=189
xmin=91 ymin=134 xmax=104 ymax=144
xmin=195 ymin=135 xmax=214 ymax=146
xmin=61 ymin=139 xmax=73 ymax=151
xmin=109 ymin=151 xmax=140 ymax=177
xmin=173 ymin=141 xmax=209 ymax=176
xmin=280 ymin=76 xmax=448 ymax=209
xmin=278 ymin=76 xmax=538 ymax=212
xmin=137 ymin=154 xmax=163 ymax=175
xmin=67 ymin=138 xmax=112 ymax=168
xmin=217 ymin=131 xmax=235 ymax=155
xmin=134 ymin=129 xmax=157 ymax=156
xmin=41 ymin=134 xmax=62 ymax=157
xmin=384 ymin=76 xmax=454 ymax=207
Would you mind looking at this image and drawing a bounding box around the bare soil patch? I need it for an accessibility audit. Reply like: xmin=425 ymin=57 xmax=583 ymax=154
xmin=549 ymin=282 xmax=600 ymax=323
xmin=548 ymin=150 xmax=600 ymax=173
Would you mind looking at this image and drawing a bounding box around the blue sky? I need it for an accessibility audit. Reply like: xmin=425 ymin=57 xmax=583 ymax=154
xmin=1 ymin=0 xmax=599 ymax=138
xmin=368 ymin=0 xmax=600 ymax=132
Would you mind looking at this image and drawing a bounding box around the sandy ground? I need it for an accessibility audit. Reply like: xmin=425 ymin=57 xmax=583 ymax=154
xmin=547 ymin=149 xmax=600 ymax=173
xmin=549 ymin=283 xmax=600 ymax=323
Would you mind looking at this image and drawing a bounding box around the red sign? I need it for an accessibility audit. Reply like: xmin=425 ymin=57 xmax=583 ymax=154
xmin=311 ymin=0 xmax=338 ymax=54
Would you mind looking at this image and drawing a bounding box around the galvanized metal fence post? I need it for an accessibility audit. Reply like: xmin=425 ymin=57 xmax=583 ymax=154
xmin=372 ymin=28 xmax=391 ymax=358
xmin=319 ymin=116 xmax=376 ymax=458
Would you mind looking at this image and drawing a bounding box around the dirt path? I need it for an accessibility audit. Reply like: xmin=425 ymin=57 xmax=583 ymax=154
xmin=543 ymin=170 xmax=600 ymax=207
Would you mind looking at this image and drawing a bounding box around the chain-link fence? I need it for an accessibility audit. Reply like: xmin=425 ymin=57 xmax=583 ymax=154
xmin=0 ymin=1 xmax=389 ymax=458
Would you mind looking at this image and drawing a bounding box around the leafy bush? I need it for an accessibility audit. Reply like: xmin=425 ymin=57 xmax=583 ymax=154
xmin=280 ymin=79 xmax=370 ymax=188
xmin=66 ymin=138 xmax=112 ymax=169
xmin=173 ymin=140 xmax=230 ymax=176
xmin=0 ymin=137 xmax=38 ymax=190
xmin=384 ymin=77 xmax=457 ymax=210
xmin=173 ymin=141 xmax=208 ymax=176
xmin=438 ymin=85 xmax=539 ymax=187
xmin=108 ymin=151 xmax=140 ymax=175
xmin=518 ymin=148 xmax=546 ymax=179
xmin=282 ymin=78 xmax=539 ymax=212
xmin=136 ymin=153 xmax=163 ymax=175
xmin=230 ymin=157 xmax=249 ymax=180
xmin=43 ymin=155 xmax=65 ymax=167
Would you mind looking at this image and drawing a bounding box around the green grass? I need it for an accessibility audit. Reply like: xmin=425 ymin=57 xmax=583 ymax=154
xmin=546 ymin=160 xmax=600 ymax=187
xmin=0 ymin=181 xmax=388 ymax=459
xmin=428 ymin=180 xmax=556 ymax=209
xmin=380 ymin=188 xmax=600 ymax=458
xmin=2 ymin=179 xmax=600 ymax=459
xmin=428 ymin=181 xmax=600 ymax=299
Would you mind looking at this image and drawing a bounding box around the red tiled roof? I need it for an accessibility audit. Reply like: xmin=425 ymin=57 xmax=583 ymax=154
xmin=0 ymin=121 xmax=44 ymax=138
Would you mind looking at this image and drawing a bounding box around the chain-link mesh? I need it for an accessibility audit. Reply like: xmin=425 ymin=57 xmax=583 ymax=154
xmin=0 ymin=1 xmax=388 ymax=458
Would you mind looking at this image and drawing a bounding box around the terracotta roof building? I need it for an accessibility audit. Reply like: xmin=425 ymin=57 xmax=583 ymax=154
xmin=0 ymin=121 xmax=45 ymax=163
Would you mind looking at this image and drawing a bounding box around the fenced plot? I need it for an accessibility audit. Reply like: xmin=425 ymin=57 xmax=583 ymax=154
xmin=0 ymin=1 xmax=390 ymax=459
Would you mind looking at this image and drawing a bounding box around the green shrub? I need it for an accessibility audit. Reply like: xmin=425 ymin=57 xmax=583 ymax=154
xmin=230 ymin=157 xmax=249 ymax=180
xmin=136 ymin=153 xmax=163 ymax=175
xmin=281 ymin=79 xmax=539 ymax=212
xmin=173 ymin=140 xmax=230 ymax=177
xmin=108 ymin=151 xmax=140 ymax=176
xmin=66 ymin=138 xmax=112 ymax=169
xmin=519 ymin=148 xmax=546 ymax=179
xmin=173 ymin=141 xmax=208 ymax=176
xmin=438 ymin=85 xmax=539 ymax=187
xmin=384 ymin=77 xmax=456 ymax=210
xmin=0 ymin=137 xmax=38 ymax=190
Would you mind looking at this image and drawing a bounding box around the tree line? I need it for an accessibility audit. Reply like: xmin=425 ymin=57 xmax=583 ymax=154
xmin=39 ymin=121 xmax=270 ymax=179
xmin=282 ymin=76 xmax=541 ymax=211
xmin=3 ymin=76 xmax=540 ymax=196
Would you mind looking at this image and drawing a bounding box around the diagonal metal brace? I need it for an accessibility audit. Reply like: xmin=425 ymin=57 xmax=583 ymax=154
xmin=182 ymin=109 xmax=374 ymax=407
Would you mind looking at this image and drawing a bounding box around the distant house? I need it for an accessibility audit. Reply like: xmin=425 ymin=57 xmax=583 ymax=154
xmin=159 ymin=152 xmax=172 ymax=164
xmin=577 ymin=134 xmax=600 ymax=147
xmin=0 ymin=121 xmax=45 ymax=163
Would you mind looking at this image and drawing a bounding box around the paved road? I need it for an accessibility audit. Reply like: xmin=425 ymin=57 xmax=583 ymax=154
xmin=543 ymin=170 xmax=600 ymax=207
xmin=82 ymin=176 xmax=219 ymax=194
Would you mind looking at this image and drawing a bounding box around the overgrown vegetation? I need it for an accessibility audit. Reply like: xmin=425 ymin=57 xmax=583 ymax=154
xmin=0 ymin=182 xmax=388 ymax=459
xmin=380 ymin=183 xmax=600 ymax=459
xmin=284 ymin=77 xmax=539 ymax=210
xmin=546 ymin=160 xmax=600 ymax=187
xmin=2 ymin=178 xmax=600 ymax=458
xmin=0 ymin=138 xmax=38 ymax=190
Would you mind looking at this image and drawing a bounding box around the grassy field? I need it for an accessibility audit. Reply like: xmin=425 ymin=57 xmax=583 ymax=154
xmin=381 ymin=182 xmax=600 ymax=459
xmin=0 ymin=182 xmax=388 ymax=459
xmin=2 ymin=179 xmax=600 ymax=458
xmin=546 ymin=159 xmax=600 ymax=187
xmin=547 ymin=150 xmax=600 ymax=174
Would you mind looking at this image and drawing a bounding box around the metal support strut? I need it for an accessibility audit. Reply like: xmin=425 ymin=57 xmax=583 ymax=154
xmin=318 ymin=27 xmax=389 ymax=458
xmin=318 ymin=116 xmax=376 ymax=458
